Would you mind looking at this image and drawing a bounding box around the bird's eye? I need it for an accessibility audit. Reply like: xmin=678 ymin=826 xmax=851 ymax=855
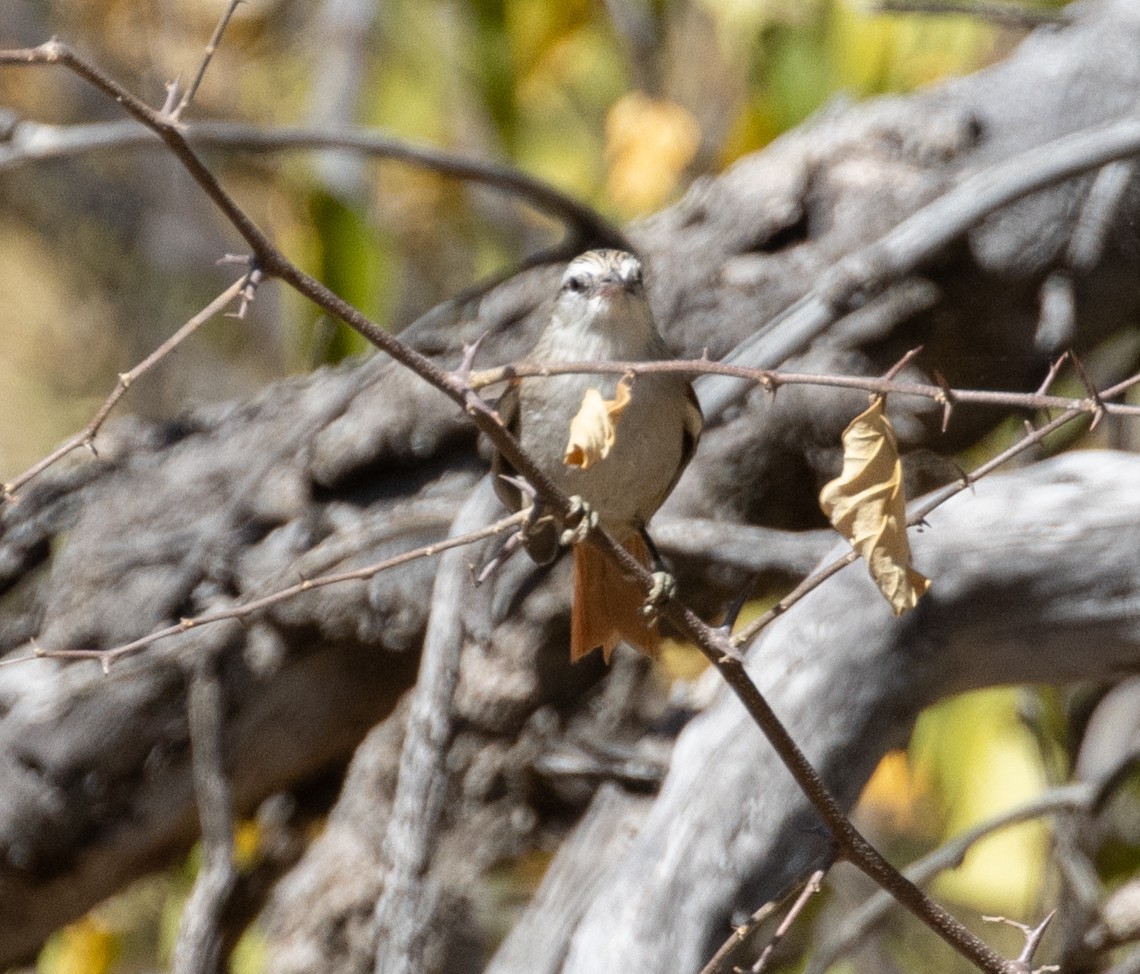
xmin=563 ymin=275 xmax=587 ymax=294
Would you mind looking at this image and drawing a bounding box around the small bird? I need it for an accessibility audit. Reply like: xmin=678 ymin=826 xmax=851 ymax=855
xmin=493 ymin=249 xmax=702 ymax=662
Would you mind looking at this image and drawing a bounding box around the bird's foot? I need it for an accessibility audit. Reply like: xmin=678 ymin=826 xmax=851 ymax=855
xmin=559 ymin=495 xmax=598 ymax=546
xmin=642 ymin=570 xmax=677 ymax=621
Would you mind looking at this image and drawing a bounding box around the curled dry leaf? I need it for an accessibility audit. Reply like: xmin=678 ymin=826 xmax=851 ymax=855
xmin=564 ymin=378 xmax=633 ymax=470
xmin=819 ymin=397 xmax=931 ymax=615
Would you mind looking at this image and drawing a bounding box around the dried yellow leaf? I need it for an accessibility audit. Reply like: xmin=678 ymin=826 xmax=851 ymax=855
xmin=564 ymin=379 xmax=633 ymax=470
xmin=819 ymin=397 xmax=931 ymax=615
xmin=605 ymin=92 xmax=701 ymax=216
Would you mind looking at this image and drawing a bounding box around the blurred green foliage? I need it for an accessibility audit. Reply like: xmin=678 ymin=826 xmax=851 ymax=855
xmin=0 ymin=0 xmax=1064 ymax=411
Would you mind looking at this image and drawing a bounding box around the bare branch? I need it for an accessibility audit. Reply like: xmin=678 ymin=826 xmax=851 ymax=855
xmin=730 ymin=367 xmax=1140 ymax=649
xmin=751 ymin=868 xmax=829 ymax=974
xmin=1 ymin=511 xmax=526 ymax=671
xmin=1 ymin=273 xmax=251 ymax=504
xmin=174 ymin=0 xmax=245 ymax=121
xmin=465 ymin=357 xmax=1140 ymax=420
xmin=807 ymin=784 xmax=1094 ymax=974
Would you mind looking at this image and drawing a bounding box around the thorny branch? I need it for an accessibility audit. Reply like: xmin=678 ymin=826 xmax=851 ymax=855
xmin=4 ymin=37 xmax=1138 ymax=974
xmin=466 ymin=356 xmax=1140 ymax=419
xmin=732 ymin=366 xmax=1140 ymax=648
xmin=1 ymin=273 xmax=253 ymax=504
xmin=8 ymin=347 xmax=1134 ymax=673
xmin=0 ymin=511 xmax=527 ymax=672
xmin=806 ymin=784 xmax=1096 ymax=974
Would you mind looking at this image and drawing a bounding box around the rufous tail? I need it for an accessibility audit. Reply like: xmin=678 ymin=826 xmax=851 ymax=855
xmin=571 ymin=533 xmax=660 ymax=663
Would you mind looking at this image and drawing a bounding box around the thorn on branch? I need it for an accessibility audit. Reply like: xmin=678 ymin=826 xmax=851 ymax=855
xmin=1069 ymin=352 xmax=1106 ymax=430
xmin=233 ymin=264 xmax=264 ymax=319
xmin=883 ymin=345 xmax=923 ymax=382
xmin=473 ymin=529 xmax=523 ymax=586
xmin=217 ymin=253 xmax=252 ymax=266
xmin=933 ymin=370 xmax=955 ymax=433
xmin=981 ymin=911 xmax=1057 ymax=972
xmin=717 ymin=645 xmax=748 ymax=666
xmin=161 ymin=78 xmax=183 ymax=117
xmin=1035 ymin=351 xmax=1070 ymax=398
xmin=454 ymin=331 xmax=489 ymax=384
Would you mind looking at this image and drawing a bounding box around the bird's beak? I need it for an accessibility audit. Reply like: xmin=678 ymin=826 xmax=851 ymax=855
xmin=595 ymin=273 xmax=628 ymax=300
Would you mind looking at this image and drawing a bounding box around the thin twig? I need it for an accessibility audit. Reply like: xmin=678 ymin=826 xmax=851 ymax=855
xmin=466 ymin=358 xmax=1140 ymax=419
xmin=1035 ymin=352 xmax=1070 ymax=397
xmin=700 ymin=870 xmax=833 ymax=974
xmin=1 ymin=273 xmax=251 ymax=504
xmin=1 ymin=511 xmax=527 ymax=671
xmin=698 ymin=900 xmax=783 ymax=974
xmin=175 ymin=0 xmax=244 ymax=121
xmin=752 ymin=867 xmax=829 ymax=973
xmin=806 ymin=783 xmax=1093 ymax=974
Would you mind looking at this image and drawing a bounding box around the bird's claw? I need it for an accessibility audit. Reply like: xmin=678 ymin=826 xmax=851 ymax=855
xmin=642 ymin=570 xmax=676 ymax=621
xmin=559 ymin=495 xmax=598 ymax=546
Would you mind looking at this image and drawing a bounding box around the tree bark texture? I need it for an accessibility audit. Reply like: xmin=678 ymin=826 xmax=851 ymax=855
xmin=2 ymin=0 xmax=1140 ymax=968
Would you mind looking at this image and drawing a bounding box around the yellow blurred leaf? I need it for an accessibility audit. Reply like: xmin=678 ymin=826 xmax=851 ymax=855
xmin=819 ymin=397 xmax=930 ymax=614
xmin=857 ymin=748 xmax=937 ymax=837
xmin=234 ymin=819 xmax=262 ymax=871
xmin=37 ymin=917 xmax=116 ymax=974
xmin=913 ymin=689 xmax=1050 ymax=915
xmin=605 ymin=92 xmax=701 ymax=215
xmin=564 ymin=378 xmax=632 ymax=469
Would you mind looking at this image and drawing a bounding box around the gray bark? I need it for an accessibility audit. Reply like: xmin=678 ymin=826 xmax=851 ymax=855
xmin=551 ymin=450 xmax=1140 ymax=974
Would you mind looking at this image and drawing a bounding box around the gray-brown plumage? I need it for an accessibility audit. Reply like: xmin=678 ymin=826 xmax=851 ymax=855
xmin=493 ymin=249 xmax=702 ymax=661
